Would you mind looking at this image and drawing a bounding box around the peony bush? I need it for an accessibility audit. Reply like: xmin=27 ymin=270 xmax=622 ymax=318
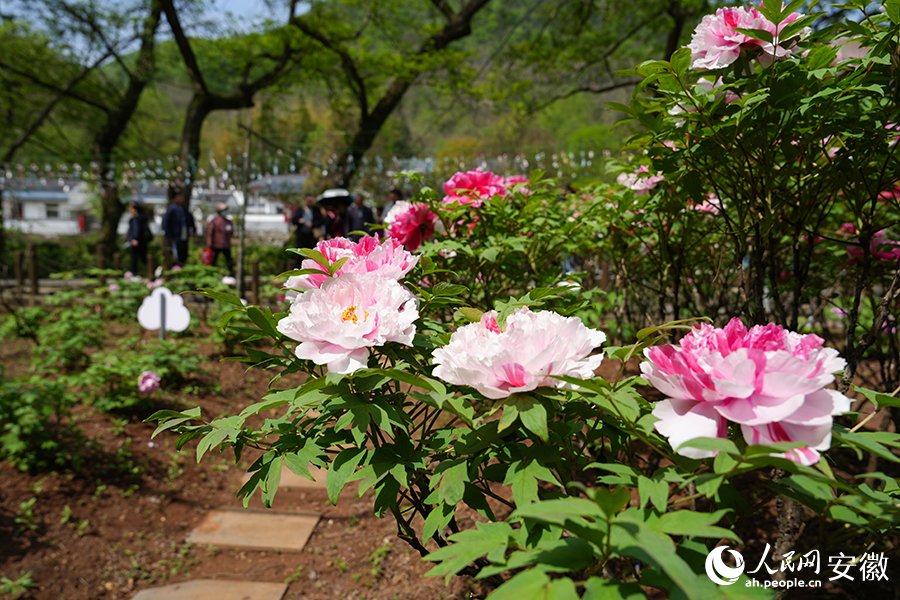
xmin=150 ymin=3 xmax=900 ymax=598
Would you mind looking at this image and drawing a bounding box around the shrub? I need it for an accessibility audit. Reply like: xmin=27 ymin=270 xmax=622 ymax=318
xmin=0 ymin=375 xmax=82 ymax=471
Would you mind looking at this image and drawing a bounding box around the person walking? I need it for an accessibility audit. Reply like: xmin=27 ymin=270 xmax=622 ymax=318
xmin=381 ymin=188 xmax=402 ymax=223
xmin=206 ymin=202 xmax=235 ymax=275
xmin=126 ymin=201 xmax=152 ymax=275
xmin=345 ymin=193 xmax=375 ymax=241
xmin=162 ymin=189 xmax=195 ymax=266
xmin=291 ymin=194 xmax=324 ymax=266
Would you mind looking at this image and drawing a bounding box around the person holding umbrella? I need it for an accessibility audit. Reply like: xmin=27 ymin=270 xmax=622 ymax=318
xmin=316 ymin=189 xmax=353 ymax=240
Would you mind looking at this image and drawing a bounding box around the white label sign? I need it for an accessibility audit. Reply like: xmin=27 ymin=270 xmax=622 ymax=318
xmin=137 ymin=286 xmax=191 ymax=333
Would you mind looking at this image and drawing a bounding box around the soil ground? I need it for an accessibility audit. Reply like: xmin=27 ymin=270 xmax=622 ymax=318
xmin=0 ymin=323 xmax=478 ymax=600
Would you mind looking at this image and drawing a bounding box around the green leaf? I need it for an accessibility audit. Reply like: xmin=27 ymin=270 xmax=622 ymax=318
xmin=828 ymin=504 xmax=870 ymax=526
xmin=483 ymin=569 xmax=553 ymax=600
xmin=283 ymin=439 xmax=327 ymax=482
xmin=778 ymin=0 xmax=807 ymax=22
xmin=732 ymin=27 xmax=774 ymax=44
xmin=512 ymin=498 xmax=606 ymax=529
xmin=457 ymin=307 xmax=484 ymax=323
xmin=654 ymin=508 xmax=740 ymax=542
xmin=196 ymin=427 xmax=229 ymax=463
xmin=498 ymin=394 xmax=550 ymax=441
xmin=713 ymin=450 xmax=740 ymax=474
xmin=834 ymin=427 xmax=900 ymax=463
xmin=638 ymin=475 xmax=669 ymax=512
xmin=679 ymin=437 xmax=740 ymax=456
xmin=854 ymin=385 xmax=900 ymax=409
xmin=593 ymin=487 xmax=631 ymax=518
xmin=425 ymin=522 xmax=513 ymax=583
xmin=147 ymin=406 xmax=202 ymax=439
xmin=670 ymin=47 xmax=691 ymax=76
xmin=504 ymin=460 xmax=561 ymax=505
xmin=612 ymin=520 xmax=717 ymax=600
xmin=326 ymin=447 xmax=366 ymax=505
xmin=432 ymin=282 xmax=468 ymax=297
xmin=190 ymin=288 xmax=246 ymax=307
xmin=261 ymin=455 xmax=283 ymax=508
xmin=887 ymin=0 xmax=900 ymax=23
xmin=583 ymin=578 xmax=644 ymax=600
xmin=423 ymin=502 xmax=456 ymax=540
xmin=636 ymin=317 xmax=708 ymax=341
xmin=246 ymin=306 xmax=280 ymax=339
xmin=376 ymin=368 xmax=445 ymax=394
xmin=434 ymin=458 xmax=468 ymax=506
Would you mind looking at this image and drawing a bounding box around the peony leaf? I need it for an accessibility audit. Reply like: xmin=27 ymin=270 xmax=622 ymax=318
xmin=583 ymin=578 xmax=645 ymax=600
xmin=592 ymin=487 xmax=631 ymax=518
xmin=732 ymin=27 xmax=774 ymax=44
xmin=516 ymin=395 xmax=549 ymax=441
xmin=456 ymin=307 xmax=484 ymax=323
xmin=670 ymin=47 xmax=691 ymax=76
xmin=423 ymin=502 xmax=456 ymax=541
xmin=326 ymin=447 xmax=366 ymax=505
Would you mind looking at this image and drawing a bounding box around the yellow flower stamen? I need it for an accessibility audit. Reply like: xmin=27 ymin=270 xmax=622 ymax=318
xmin=342 ymin=306 xmax=359 ymax=324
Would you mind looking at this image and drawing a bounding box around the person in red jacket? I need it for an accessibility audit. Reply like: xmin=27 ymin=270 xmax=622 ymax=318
xmin=206 ymin=202 xmax=235 ymax=276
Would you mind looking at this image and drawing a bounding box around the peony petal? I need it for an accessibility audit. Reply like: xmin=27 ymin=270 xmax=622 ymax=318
xmin=653 ymin=399 xmax=727 ymax=459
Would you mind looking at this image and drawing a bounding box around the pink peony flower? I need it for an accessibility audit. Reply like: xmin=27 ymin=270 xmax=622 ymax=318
xmin=276 ymin=272 xmax=418 ymax=374
xmin=138 ymin=371 xmax=161 ymax=394
xmin=384 ymin=201 xmax=438 ymax=251
xmin=442 ymin=169 xmax=507 ymax=208
xmin=642 ymin=317 xmax=850 ymax=465
xmin=832 ymin=37 xmax=870 ymax=65
xmin=171 ymin=265 xmax=182 ymax=271
xmin=691 ymin=193 xmax=721 ymax=214
xmin=109 ymin=283 xmax=120 ymax=292
xmin=432 ymin=308 xmax=606 ymax=400
xmin=616 ymin=165 xmax=664 ymax=195
xmin=844 ymin=229 xmax=900 ymax=266
xmin=688 ymin=6 xmax=803 ymax=71
xmin=284 ymin=235 xmax=418 ymax=296
xmin=147 ymin=279 xmax=163 ymax=290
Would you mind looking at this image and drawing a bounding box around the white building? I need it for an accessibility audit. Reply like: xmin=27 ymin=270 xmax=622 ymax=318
xmin=3 ymin=179 xmax=93 ymax=235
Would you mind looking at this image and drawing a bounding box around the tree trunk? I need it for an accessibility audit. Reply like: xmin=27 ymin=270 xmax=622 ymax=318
xmin=177 ymin=93 xmax=254 ymax=207
xmin=176 ymin=94 xmax=214 ymax=209
xmin=332 ymin=78 xmax=413 ymax=187
xmin=93 ymin=1 xmax=162 ymax=264
xmin=98 ymin=179 xmax=125 ymax=266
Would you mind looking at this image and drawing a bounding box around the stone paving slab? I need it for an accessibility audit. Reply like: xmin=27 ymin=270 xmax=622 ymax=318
xmin=188 ymin=509 xmax=319 ymax=552
xmin=131 ymin=580 xmax=287 ymax=600
xmin=241 ymin=464 xmax=327 ymax=489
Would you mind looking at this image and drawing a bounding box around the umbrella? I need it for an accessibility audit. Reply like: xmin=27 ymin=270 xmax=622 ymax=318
xmin=316 ymin=188 xmax=353 ymax=207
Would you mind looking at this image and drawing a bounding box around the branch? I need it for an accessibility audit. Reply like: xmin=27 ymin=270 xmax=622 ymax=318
xmin=430 ymin=0 xmax=456 ymax=20
xmin=291 ymin=18 xmax=369 ymax=117
xmin=529 ymin=79 xmax=641 ymax=114
xmin=159 ymin=0 xmax=209 ymax=95
xmin=0 ymin=60 xmax=110 ymax=112
xmin=430 ymin=0 xmax=493 ymax=50
xmin=62 ymin=2 xmax=135 ymax=79
xmin=2 ymin=49 xmax=113 ymax=164
xmin=243 ymin=36 xmax=300 ymax=96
